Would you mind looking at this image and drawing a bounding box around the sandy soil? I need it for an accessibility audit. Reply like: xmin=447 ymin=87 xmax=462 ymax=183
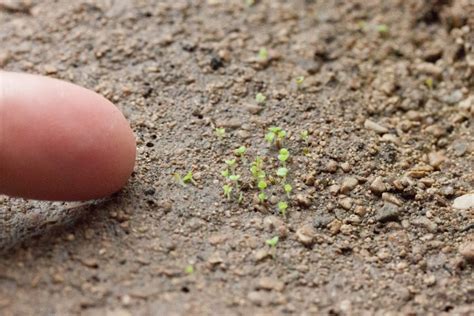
xmin=1 ymin=0 xmax=473 ymax=315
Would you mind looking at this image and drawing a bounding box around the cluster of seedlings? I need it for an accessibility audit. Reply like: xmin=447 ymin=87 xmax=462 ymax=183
xmin=217 ymin=126 xmax=309 ymax=218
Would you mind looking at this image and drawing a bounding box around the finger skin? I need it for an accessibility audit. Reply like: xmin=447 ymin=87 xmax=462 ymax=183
xmin=0 ymin=72 xmax=136 ymax=201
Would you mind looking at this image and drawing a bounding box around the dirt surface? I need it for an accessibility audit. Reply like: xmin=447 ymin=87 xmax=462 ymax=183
xmin=1 ymin=0 xmax=473 ymax=315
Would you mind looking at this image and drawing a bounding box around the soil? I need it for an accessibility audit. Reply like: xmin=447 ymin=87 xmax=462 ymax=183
xmin=1 ymin=0 xmax=473 ymax=315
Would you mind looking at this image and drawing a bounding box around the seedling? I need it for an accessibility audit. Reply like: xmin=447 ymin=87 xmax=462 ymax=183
xmin=255 ymin=93 xmax=266 ymax=104
xmin=185 ymin=265 xmax=194 ymax=274
xmin=300 ymin=130 xmax=309 ymax=143
xmin=234 ymin=145 xmax=247 ymax=157
xmin=265 ymin=127 xmax=287 ymax=148
xmin=245 ymin=0 xmax=255 ymax=6
xmin=182 ymin=171 xmax=197 ymax=185
xmin=250 ymin=156 xmax=266 ymax=182
xmin=173 ymin=172 xmax=185 ymax=186
xmin=278 ymin=148 xmax=290 ymax=163
xmin=376 ymin=24 xmax=389 ymax=36
xmin=295 ymin=76 xmax=305 ymax=86
xmin=425 ymin=77 xmax=434 ymax=90
xmin=215 ymin=127 xmax=225 ymax=139
xmin=229 ymin=174 xmax=241 ymax=182
xmin=277 ymin=167 xmax=288 ymax=178
xmin=221 ymin=169 xmax=230 ymax=178
xmin=265 ymin=236 xmax=279 ymax=247
xmin=284 ymin=183 xmax=292 ymax=197
xmin=223 ymin=184 xmax=232 ymax=199
xmin=278 ymin=201 xmax=288 ymax=216
xmin=258 ymin=47 xmax=269 ymax=60
xmin=225 ymin=158 xmax=237 ymax=173
xmin=257 ymin=180 xmax=267 ymax=203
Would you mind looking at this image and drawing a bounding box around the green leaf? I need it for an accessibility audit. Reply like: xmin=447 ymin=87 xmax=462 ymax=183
xmin=265 ymin=132 xmax=275 ymax=143
xmin=215 ymin=127 xmax=225 ymax=138
xmin=229 ymin=175 xmax=241 ymax=181
xmin=277 ymin=167 xmax=288 ymax=177
xmin=258 ymin=192 xmax=267 ymax=203
xmin=265 ymin=236 xmax=279 ymax=247
xmin=278 ymin=148 xmax=290 ymax=162
xmin=258 ymin=180 xmax=267 ymax=190
xmin=284 ymin=183 xmax=292 ymax=194
xmin=234 ymin=145 xmax=247 ymax=156
xmin=295 ymin=76 xmax=305 ymax=85
xmin=185 ymin=265 xmax=194 ymax=274
xmin=221 ymin=169 xmax=230 ymax=178
xmin=183 ymin=171 xmax=193 ymax=183
xmin=225 ymin=159 xmax=236 ymax=167
xmin=258 ymin=48 xmax=268 ymax=60
xmin=255 ymin=93 xmax=266 ymax=104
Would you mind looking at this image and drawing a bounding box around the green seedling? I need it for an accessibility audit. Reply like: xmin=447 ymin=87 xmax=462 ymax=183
xmin=265 ymin=127 xmax=287 ymax=147
xmin=425 ymin=77 xmax=434 ymax=90
xmin=185 ymin=265 xmax=194 ymax=274
xmin=258 ymin=47 xmax=268 ymax=60
xmin=300 ymin=130 xmax=309 ymax=143
xmin=295 ymin=76 xmax=305 ymax=86
xmin=278 ymin=201 xmax=288 ymax=216
xmin=376 ymin=24 xmax=389 ymax=36
xmin=183 ymin=171 xmax=197 ymax=185
xmin=238 ymin=192 xmax=244 ymax=204
xmin=266 ymin=236 xmax=279 ymax=247
xmin=234 ymin=145 xmax=247 ymax=157
xmin=223 ymin=184 xmax=232 ymax=199
xmin=173 ymin=172 xmax=184 ymax=186
xmin=245 ymin=0 xmax=255 ymax=6
xmin=215 ymin=127 xmax=225 ymax=139
xmin=284 ymin=183 xmax=292 ymax=197
xmin=277 ymin=167 xmax=288 ymax=178
xmin=229 ymin=174 xmax=241 ymax=182
xmin=278 ymin=148 xmax=290 ymax=163
xmin=258 ymin=180 xmax=267 ymax=190
xmin=255 ymin=93 xmax=266 ymax=104
xmin=258 ymin=192 xmax=267 ymax=203
xmin=221 ymin=169 xmax=230 ymax=178
xmin=225 ymin=158 xmax=237 ymax=174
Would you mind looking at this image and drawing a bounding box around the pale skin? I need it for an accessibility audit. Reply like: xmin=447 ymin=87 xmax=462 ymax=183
xmin=0 ymin=71 xmax=136 ymax=201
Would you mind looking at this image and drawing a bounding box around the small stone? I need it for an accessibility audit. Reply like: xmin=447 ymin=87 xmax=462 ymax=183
xmin=382 ymin=192 xmax=402 ymax=206
xmin=340 ymin=177 xmax=358 ymax=194
xmin=441 ymin=90 xmax=463 ymax=105
xmin=459 ymin=241 xmax=474 ymax=262
xmin=340 ymin=162 xmax=351 ymax=172
xmin=215 ymin=118 xmax=242 ymax=129
xmin=263 ymin=216 xmax=288 ymax=238
xmin=370 ymin=177 xmax=387 ymax=195
xmin=453 ymin=194 xmax=474 ymax=210
xmin=428 ymin=151 xmax=447 ymax=169
xmin=364 ymin=119 xmax=389 ymax=134
xmin=208 ymin=252 xmax=224 ymax=265
xmin=296 ymin=224 xmax=316 ymax=246
xmin=254 ymin=249 xmax=272 ymax=262
xmin=375 ymin=203 xmax=400 ymax=223
xmin=256 ymin=277 xmax=285 ymax=292
xmin=328 ymin=219 xmax=342 ymax=235
xmin=354 ymin=205 xmax=367 ymax=217
xmin=339 ymin=197 xmax=353 ymax=210
xmin=326 ymin=160 xmax=338 ymax=173
xmin=340 ymin=224 xmax=352 ymax=235
xmin=44 ymin=65 xmax=57 ymax=74
xmin=313 ymin=214 xmax=335 ymax=228
xmin=423 ymin=275 xmax=436 ymax=286
xmin=247 ymin=291 xmax=266 ymax=306
xmin=240 ymin=103 xmax=262 ymax=114
xmin=415 ymin=62 xmax=443 ymax=77
xmin=295 ymin=194 xmax=311 ymax=208
xmin=412 ymin=216 xmax=438 ymax=232
xmin=0 ymin=51 xmax=10 ymax=67
xmin=328 ymin=185 xmax=340 ymax=195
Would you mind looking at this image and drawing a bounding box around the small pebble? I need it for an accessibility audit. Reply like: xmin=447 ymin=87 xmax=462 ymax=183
xmin=370 ymin=177 xmax=387 ymax=195
xmin=256 ymin=277 xmax=285 ymax=292
xmin=364 ymin=119 xmax=388 ymax=134
xmin=459 ymin=241 xmax=474 ymax=262
xmin=340 ymin=177 xmax=358 ymax=194
xmin=453 ymin=194 xmax=474 ymax=210
xmin=375 ymin=203 xmax=400 ymax=223
xmin=296 ymin=224 xmax=316 ymax=246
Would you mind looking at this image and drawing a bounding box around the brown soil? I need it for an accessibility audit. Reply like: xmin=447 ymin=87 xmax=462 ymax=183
xmin=1 ymin=0 xmax=473 ymax=315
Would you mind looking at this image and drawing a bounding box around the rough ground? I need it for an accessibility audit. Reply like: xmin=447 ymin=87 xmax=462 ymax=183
xmin=1 ymin=0 xmax=473 ymax=315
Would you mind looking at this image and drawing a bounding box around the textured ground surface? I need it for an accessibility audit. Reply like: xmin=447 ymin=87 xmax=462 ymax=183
xmin=0 ymin=0 xmax=473 ymax=315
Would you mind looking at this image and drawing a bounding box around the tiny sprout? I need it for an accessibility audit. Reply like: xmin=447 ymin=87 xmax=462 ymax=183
xmin=266 ymin=236 xmax=279 ymax=247
xmin=185 ymin=265 xmax=194 ymax=274
xmin=258 ymin=180 xmax=267 ymax=190
xmin=225 ymin=159 xmax=236 ymax=167
xmin=265 ymin=127 xmax=287 ymax=147
xmin=255 ymin=93 xmax=266 ymax=104
xmin=284 ymin=183 xmax=292 ymax=197
xmin=425 ymin=77 xmax=434 ymax=90
xmin=245 ymin=0 xmax=255 ymax=6
xmin=258 ymin=48 xmax=268 ymax=60
xmin=223 ymin=184 xmax=232 ymax=199
xmin=229 ymin=174 xmax=241 ymax=182
xmin=183 ymin=171 xmax=197 ymax=185
xmin=238 ymin=192 xmax=244 ymax=204
xmin=278 ymin=201 xmax=288 ymax=216
xmin=277 ymin=167 xmax=288 ymax=178
xmin=300 ymin=130 xmax=309 ymax=142
xmin=265 ymin=131 xmax=275 ymax=144
xmin=234 ymin=145 xmax=247 ymax=156
xmin=258 ymin=192 xmax=267 ymax=203
xmin=376 ymin=24 xmax=389 ymax=36
xmin=215 ymin=127 xmax=225 ymax=139
xmin=221 ymin=169 xmax=230 ymax=178
xmin=278 ymin=148 xmax=290 ymax=162
xmin=295 ymin=76 xmax=305 ymax=86
xmin=173 ymin=172 xmax=184 ymax=186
